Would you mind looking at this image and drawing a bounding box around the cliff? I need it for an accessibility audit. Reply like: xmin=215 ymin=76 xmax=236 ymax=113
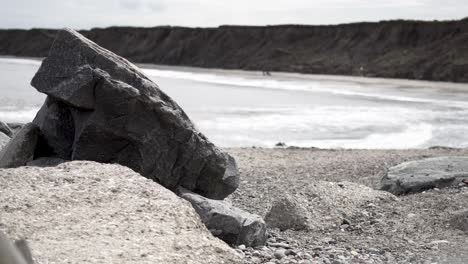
xmin=1 ymin=19 xmax=468 ymax=82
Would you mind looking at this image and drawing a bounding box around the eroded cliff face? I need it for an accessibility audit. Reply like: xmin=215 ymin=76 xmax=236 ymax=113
xmin=1 ymin=19 xmax=468 ymax=82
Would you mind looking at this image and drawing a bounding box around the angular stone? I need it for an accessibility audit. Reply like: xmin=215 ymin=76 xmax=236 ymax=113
xmin=380 ymin=157 xmax=468 ymax=195
xmin=265 ymin=195 xmax=310 ymax=231
xmin=0 ymin=121 xmax=13 ymax=137
xmin=178 ymin=188 xmax=267 ymax=247
xmin=0 ymin=123 xmax=40 ymax=168
xmin=30 ymin=28 xmax=239 ymax=199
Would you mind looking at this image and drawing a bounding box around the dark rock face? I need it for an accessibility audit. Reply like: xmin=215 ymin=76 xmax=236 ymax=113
xmin=1 ymin=19 xmax=468 ymax=82
xmin=380 ymin=157 xmax=468 ymax=195
xmin=0 ymin=123 xmax=40 ymax=168
xmin=30 ymin=29 xmax=239 ymax=199
xmin=178 ymin=188 xmax=267 ymax=247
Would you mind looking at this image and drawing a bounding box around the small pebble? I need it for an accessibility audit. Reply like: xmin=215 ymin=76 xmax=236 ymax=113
xmin=274 ymin=249 xmax=287 ymax=259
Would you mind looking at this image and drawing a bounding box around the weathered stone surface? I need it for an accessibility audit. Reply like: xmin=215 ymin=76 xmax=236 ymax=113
xmin=0 ymin=162 xmax=242 ymax=264
xmin=30 ymin=28 xmax=239 ymax=199
xmin=0 ymin=123 xmax=39 ymax=168
xmin=0 ymin=132 xmax=9 ymax=151
xmin=265 ymin=195 xmax=310 ymax=231
xmin=0 ymin=121 xmax=13 ymax=137
xmin=449 ymin=209 xmax=468 ymax=232
xmin=380 ymin=157 xmax=468 ymax=194
xmin=178 ymin=188 xmax=267 ymax=247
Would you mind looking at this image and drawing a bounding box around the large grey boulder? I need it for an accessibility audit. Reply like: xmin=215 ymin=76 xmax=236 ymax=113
xmin=265 ymin=195 xmax=310 ymax=231
xmin=0 ymin=123 xmax=40 ymax=168
xmin=30 ymin=28 xmax=239 ymax=199
xmin=0 ymin=162 xmax=242 ymax=264
xmin=178 ymin=188 xmax=267 ymax=247
xmin=380 ymin=156 xmax=468 ymax=195
xmin=0 ymin=121 xmax=13 ymax=137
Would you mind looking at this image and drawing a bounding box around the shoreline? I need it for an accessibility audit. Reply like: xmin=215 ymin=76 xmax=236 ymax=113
xmin=3 ymin=55 xmax=468 ymax=90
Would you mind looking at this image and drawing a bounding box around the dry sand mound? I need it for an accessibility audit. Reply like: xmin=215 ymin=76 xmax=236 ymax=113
xmin=0 ymin=161 xmax=241 ymax=264
xmin=266 ymin=181 xmax=397 ymax=231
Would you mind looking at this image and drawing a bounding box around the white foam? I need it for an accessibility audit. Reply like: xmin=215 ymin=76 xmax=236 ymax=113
xmin=196 ymin=105 xmax=430 ymax=132
xmin=0 ymin=108 xmax=39 ymax=123
xmin=286 ymin=123 xmax=433 ymax=149
xmin=0 ymin=57 xmax=42 ymax=66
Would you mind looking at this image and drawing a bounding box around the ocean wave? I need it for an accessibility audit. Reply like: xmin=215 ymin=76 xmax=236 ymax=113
xmin=285 ymin=123 xmax=433 ymax=149
xmin=0 ymin=108 xmax=39 ymax=123
xmin=144 ymin=68 xmax=468 ymax=109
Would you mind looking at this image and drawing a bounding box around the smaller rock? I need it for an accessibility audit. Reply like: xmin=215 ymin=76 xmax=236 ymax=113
xmin=428 ymin=240 xmax=450 ymax=245
xmin=238 ymin=245 xmax=246 ymax=250
xmin=274 ymin=249 xmax=287 ymax=259
xmin=275 ymin=142 xmax=287 ymax=147
xmin=178 ymin=187 xmax=267 ymax=247
xmin=268 ymin=242 xmax=292 ymax=249
xmin=0 ymin=123 xmax=40 ymax=168
xmin=0 ymin=121 xmax=13 ymax=137
xmin=407 ymin=213 xmax=417 ymax=219
xmin=380 ymin=157 xmax=468 ymax=194
xmin=449 ymin=209 xmax=468 ymax=232
xmin=265 ymin=195 xmax=309 ymax=231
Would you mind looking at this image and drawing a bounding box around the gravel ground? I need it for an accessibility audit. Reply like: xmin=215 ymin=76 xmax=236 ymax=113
xmin=226 ymin=147 xmax=468 ymax=264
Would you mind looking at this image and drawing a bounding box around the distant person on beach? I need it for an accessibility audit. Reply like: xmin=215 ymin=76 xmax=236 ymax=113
xmin=262 ymin=71 xmax=272 ymax=76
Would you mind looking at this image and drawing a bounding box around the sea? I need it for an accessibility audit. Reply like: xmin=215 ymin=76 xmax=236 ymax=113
xmin=1 ymin=57 xmax=468 ymax=149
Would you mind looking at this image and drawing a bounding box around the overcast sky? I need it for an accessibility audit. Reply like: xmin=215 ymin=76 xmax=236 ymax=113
xmin=1 ymin=0 xmax=467 ymax=29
